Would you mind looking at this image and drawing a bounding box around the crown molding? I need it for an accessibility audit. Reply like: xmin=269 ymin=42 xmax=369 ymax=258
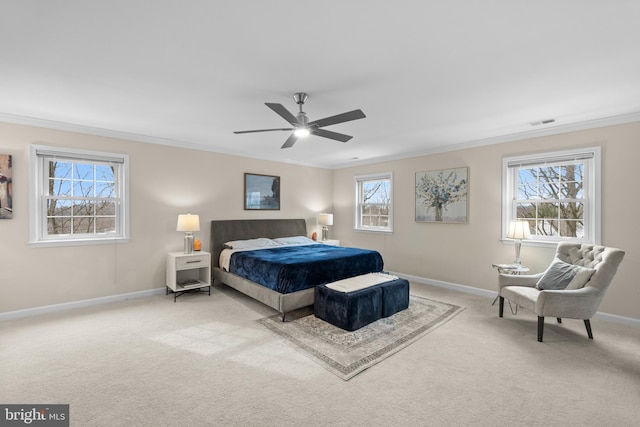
xmin=0 ymin=112 xmax=328 ymax=168
xmin=332 ymin=111 xmax=640 ymax=169
xmin=2 ymin=110 xmax=639 ymax=170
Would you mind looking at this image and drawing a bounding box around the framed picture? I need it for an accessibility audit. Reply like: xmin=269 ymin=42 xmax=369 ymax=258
xmin=0 ymin=154 xmax=12 ymax=220
xmin=244 ymin=173 xmax=280 ymax=210
xmin=415 ymin=167 xmax=468 ymax=223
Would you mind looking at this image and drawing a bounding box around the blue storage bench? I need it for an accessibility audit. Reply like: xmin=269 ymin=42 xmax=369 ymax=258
xmin=314 ymin=276 xmax=410 ymax=331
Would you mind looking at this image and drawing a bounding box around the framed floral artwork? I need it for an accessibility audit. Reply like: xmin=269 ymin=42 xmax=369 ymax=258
xmin=415 ymin=167 xmax=468 ymax=223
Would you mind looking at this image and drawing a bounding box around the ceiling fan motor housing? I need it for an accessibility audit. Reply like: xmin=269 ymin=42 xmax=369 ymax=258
xmin=296 ymin=113 xmax=309 ymax=127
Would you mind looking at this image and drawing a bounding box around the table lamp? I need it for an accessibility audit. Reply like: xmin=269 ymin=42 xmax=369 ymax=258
xmin=506 ymin=219 xmax=531 ymax=265
xmin=317 ymin=213 xmax=333 ymax=241
xmin=177 ymin=214 xmax=200 ymax=254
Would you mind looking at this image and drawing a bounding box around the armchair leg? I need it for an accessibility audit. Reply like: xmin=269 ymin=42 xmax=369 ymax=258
xmin=584 ymin=319 xmax=594 ymax=339
xmin=537 ymin=316 xmax=544 ymax=342
xmin=557 ymin=318 xmax=562 ymax=323
xmin=499 ymin=297 xmax=504 ymax=318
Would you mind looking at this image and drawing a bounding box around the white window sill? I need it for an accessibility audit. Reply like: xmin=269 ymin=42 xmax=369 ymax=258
xmin=500 ymin=238 xmax=592 ymax=249
xmin=354 ymin=227 xmax=393 ymax=234
xmin=29 ymin=237 xmax=130 ymax=248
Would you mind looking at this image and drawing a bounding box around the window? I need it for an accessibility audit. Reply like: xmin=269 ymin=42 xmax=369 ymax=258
xmin=354 ymin=172 xmax=393 ymax=232
xmin=29 ymin=145 xmax=129 ymax=246
xmin=502 ymin=147 xmax=600 ymax=245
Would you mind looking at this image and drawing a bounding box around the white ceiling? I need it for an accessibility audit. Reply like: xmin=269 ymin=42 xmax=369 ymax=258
xmin=1 ymin=1 xmax=639 ymax=168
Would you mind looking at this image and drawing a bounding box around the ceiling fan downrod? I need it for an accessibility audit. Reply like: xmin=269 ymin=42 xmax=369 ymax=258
xmin=293 ymin=92 xmax=309 ymax=128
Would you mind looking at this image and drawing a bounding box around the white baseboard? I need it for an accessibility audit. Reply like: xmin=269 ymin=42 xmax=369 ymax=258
xmin=3 ymin=274 xmax=639 ymax=327
xmin=390 ymin=271 xmax=640 ymax=327
xmin=391 ymin=271 xmax=497 ymax=299
xmin=593 ymin=311 xmax=640 ymax=327
xmin=0 ymin=288 xmax=166 ymax=321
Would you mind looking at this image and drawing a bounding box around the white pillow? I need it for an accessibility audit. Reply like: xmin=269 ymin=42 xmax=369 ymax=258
xmin=565 ymin=267 xmax=596 ymax=290
xmin=223 ymin=238 xmax=278 ymax=250
xmin=272 ymin=236 xmax=315 ymax=246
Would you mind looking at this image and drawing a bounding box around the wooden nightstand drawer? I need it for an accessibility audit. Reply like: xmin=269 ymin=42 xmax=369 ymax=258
xmin=176 ymin=254 xmax=210 ymax=269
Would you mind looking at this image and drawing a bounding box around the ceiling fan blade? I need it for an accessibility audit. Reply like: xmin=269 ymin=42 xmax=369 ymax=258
xmin=311 ymin=128 xmax=353 ymax=143
xmin=308 ymin=109 xmax=366 ymax=128
xmin=265 ymin=103 xmax=299 ymax=125
xmin=281 ymin=133 xmax=298 ymax=149
xmin=234 ymin=128 xmax=292 ymax=134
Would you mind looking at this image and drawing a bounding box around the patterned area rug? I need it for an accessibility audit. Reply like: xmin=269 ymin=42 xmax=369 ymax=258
xmin=257 ymin=295 xmax=464 ymax=380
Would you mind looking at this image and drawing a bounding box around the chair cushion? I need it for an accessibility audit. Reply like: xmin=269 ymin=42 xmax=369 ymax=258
xmin=536 ymin=258 xmax=595 ymax=290
xmin=501 ymin=286 xmax=539 ymax=311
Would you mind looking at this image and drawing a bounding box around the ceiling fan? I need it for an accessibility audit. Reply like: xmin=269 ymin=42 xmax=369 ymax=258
xmin=234 ymin=93 xmax=366 ymax=149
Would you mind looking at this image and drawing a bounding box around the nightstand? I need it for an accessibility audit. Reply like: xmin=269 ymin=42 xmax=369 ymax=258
xmin=166 ymin=251 xmax=211 ymax=302
xmin=319 ymin=239 xmax=340 ymax=246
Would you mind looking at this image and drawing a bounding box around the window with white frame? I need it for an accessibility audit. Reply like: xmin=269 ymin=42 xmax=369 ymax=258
xmin=354 ymin=172 xmax=393 ymax=232
xmin=502 ymin=147 xmax=600 ymax=245
xmin=29 ymin=144 xmax=129 ymax=246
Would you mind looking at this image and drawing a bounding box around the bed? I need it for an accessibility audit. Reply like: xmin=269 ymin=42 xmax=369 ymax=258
xmin=210 ymin=218 xmax=384 ymax=320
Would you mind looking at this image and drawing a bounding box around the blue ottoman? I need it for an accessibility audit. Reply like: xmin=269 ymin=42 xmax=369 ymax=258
xmin=379 ymin=279 xmax=411 ymax=317
xmin=314 ymin=277 xmax=410 ymax=331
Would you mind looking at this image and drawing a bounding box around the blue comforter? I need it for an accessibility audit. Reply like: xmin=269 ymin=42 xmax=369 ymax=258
xmin=228 ymin=244 xmax=384 ymax=294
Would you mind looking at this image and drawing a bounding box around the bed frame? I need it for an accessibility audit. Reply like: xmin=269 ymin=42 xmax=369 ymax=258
xmin=210 ymin=218 xmax=314 ymax=321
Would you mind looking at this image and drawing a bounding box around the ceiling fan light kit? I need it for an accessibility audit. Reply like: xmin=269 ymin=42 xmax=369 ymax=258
xmin=294 ymin=127 xmax=310 ymax=137
xmin=234 ymin=93 xmax=366 ymax=149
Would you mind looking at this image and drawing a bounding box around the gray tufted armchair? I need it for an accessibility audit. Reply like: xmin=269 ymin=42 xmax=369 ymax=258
xmin=498 ymin=242 xmax=625 ymax=342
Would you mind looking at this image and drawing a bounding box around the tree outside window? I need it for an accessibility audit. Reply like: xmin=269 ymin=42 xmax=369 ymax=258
xmin=46 ymin=160 xmax=117 ymax=236
xmin=515 ymin=163 xmax=584 ymax=238
xmin=30 ymin=144 xmax=129 ymax=246
xmin=503 ymin=147 xmax=600 ymax=245
xmin=355 ymin=173 xmax=392 ymax=232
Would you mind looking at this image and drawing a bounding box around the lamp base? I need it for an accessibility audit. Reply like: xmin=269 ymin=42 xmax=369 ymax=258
xmin=322 ymin=226 xmax=328 ymax=241
xmin=513 ymin=240 xmax=522 ymax=265
xmin=184 ymin=232 xmax=194 ymax=254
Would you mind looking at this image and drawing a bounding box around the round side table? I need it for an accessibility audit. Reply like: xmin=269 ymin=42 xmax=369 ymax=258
xmin=491 ymin=264 xmax=530 ymax=311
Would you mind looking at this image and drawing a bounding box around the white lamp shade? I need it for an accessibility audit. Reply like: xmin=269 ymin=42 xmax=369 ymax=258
xmin=317 ymin=213 xmax=333 ymax=226
xmin=176 ymin=214 xmax=200 ymax=232
xmin=506 ymin=220 xmax=531 ymax=240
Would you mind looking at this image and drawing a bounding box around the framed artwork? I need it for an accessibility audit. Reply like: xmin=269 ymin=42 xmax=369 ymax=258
xmin=0 ymin=154 xmax=12 ymax=219
xmin=244 ymin=173 xmax=280 ymax=210
xmin=415 ymin=167 xmax=468 ymax=223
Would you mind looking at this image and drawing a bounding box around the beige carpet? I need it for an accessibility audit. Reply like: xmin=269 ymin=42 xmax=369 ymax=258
xmin=1 ymin=282 xmax=639 ymax=426
xmin=258 ymin=296 xmax=464 ymax=380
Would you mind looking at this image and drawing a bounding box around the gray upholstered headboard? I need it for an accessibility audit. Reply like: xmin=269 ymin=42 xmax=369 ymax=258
xmin=210 ymin=219 xmax=307 ymax=267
